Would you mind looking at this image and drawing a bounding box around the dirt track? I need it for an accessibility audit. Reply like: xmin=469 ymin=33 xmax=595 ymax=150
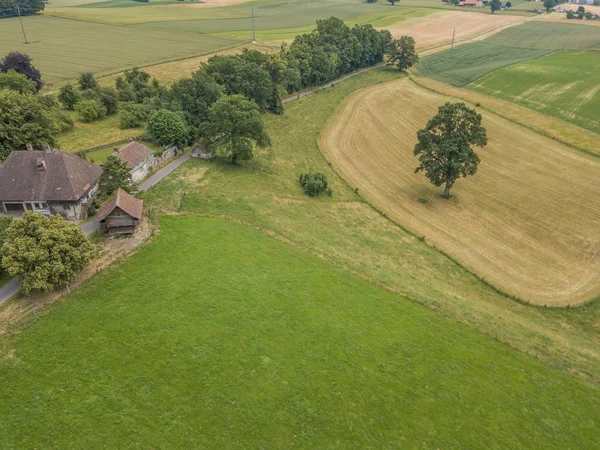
xmin=320 ymin=78 xmax=600 ymax=306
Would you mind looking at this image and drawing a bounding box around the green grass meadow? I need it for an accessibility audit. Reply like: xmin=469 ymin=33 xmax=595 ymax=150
xmin=417 ymin=22 xmax=600 ymax=86
xmin=0 ymin=16 xmax=243 ymax=87
xmin=470 ymin=50 xmax=600 ymax=134
xmin=1 ymin=216 xmax=599 ymax=448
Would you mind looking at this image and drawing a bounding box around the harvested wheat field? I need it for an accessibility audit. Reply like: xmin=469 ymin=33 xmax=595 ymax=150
xmin=320 ymin=78 xmax=600 ymax=306
xmin=167 ymin=0 xmax=251 ymax=7
xmin=382 ymin=11 xmax=524 ymax=50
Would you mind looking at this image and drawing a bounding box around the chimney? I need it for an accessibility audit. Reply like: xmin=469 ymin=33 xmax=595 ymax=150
xmin=36 ymin=158 xmax=47 ymax=171
xmin=44 ymin=144 xmax=52 ymax=155
xmin=26 ymin=143 xmax=33 ymax=152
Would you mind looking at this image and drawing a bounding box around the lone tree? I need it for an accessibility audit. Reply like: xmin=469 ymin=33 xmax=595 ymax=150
xmin=414 ymin=102 xmax=488 ymax=198
xmin=98 ymin=154 xmax=134 ymax=201
xmin=0 ymin=52 xmax=43 ymax=91
xmin=1 ymin=212 xmax=94 ymax=294
xmin=543 ymin=0 xmax=554 ymax=12
xmin=387 ymin=0 xmax=399 ymax=5
xmin=490 ymin=0 xmax=502 ymax=13
xmin=203 ymin=94 xmax=271 ymax=164
xmin=386 ymin=36 xmax=418 ymax=71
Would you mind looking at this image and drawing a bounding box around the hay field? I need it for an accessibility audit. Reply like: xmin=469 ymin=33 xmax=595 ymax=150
xmin=320 ymin=79 xmax=600 ymax=306
xmin=380 ymin=10 xmax=524 ymax=49
xmin=470 ymin=50 xmax=600 ymax=134
xmin=0 ymin=16 xmax=242 ymax=87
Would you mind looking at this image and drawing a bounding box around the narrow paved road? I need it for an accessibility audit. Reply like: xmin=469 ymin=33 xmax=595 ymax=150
xmin=0 ymin=152 xmax=193 ymax=305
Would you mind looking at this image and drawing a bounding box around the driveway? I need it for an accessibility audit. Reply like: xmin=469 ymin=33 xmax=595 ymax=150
xmin=138 ymin=152 xmax=192 ymax=192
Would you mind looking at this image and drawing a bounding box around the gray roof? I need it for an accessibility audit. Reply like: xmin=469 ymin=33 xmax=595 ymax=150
xmin=0 ymin=150 xmax=102 ymax=202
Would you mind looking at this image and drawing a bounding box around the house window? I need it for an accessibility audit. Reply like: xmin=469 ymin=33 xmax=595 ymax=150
xmin=32 ymin=202 xmax=48 ymax=210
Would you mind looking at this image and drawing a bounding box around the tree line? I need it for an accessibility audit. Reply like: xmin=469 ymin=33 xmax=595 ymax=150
xmin=0 ymin=0 xmax=45 ymax=18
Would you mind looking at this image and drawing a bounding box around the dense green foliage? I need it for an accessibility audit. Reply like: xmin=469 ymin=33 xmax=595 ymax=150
xmin=97 ymin=154 xmax=134 ymax=201
xmin=0 ymin=212 xmax=93 ymax=294
xmin=299 ymin=172 xmax=332 ymax=196
xmin=58 ymin=83 xmax=80 ymax=110
xmin=0 ymin=90 xmax=72 ymax=160
xmin=0 ymin=69 xmax=36 ymax=94
xmin=0 ymin=52 xmax=42 ymax=91
xmin=118 ymin=101 xmax=150 ymax=129
xmin=386 ymin=36 xmax=418 ymax=71
xmin=78 ymin=72 xmax=98 ymax=91
xmin=0 ymin=215 xmax=12 ymax=280
xmin=414 ymin=102 xmax=488 ymax=198
xmin=417 ymin=22 xmax=600 ymax=86
xmin=490 ymin=0 xmax=502 ymax=13
xmin=0 ymin=0 xmax=44 ymax=17
xmin=1 ymin=216 xmax=599 ymax=447
xmin=75 ymin=99 xmax=106 ymax=123
xmin=147 ymin=109 xmax=187 ymax=147
xmin=203 ymin=94 xmax=270 ymax=164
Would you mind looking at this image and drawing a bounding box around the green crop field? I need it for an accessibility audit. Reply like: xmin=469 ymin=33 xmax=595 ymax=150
xmin=417 ymin=22 xmax=600 ymax=86
xmin=0 ymin=16 xmax=243 ymax=87
xmin=1 ymin=216 xmax=599 ymax=448
xmin=470 ymin=50 xmax=600 ymax=134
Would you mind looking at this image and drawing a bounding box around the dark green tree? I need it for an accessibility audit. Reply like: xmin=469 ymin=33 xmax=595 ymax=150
xmin=0 ymin=216 xmax=12 ymax=279
xmin=387 ymin=0 xmax=399 ymax=5
xmin=74 ymin=99 xmax=106 ymax=123
xmin=147 ymin=109 xmax=188 ymax=147
xmin=78 ymin=72 xmax=98 ymax=91
xmin=95 ymin=86 xmax=119 ymax=115
xmin=1 ymin=212 xmax=93 ymax=294
xmin=119 ymin=102 xmax=150 ymax=129
xmin=386 ymin=36 xmax=419 ymax=71
xmin=490 ymin=0 xmax=502 ymax=13
xmin=0 ymin=0 xmax=45 ymax=17
xmin=58 ymin=83 xmax=81 ymax=109
xmin=543 ymin=0 xmax=554 ymax=11
xmin=203 ymin=94 xmax=271 ymax=164
xmin=0 ymin=70 xmax=36 ymax=94
xmin=98 ymin=155 xmax=134 ymax=200
xmin=414 ymin=102 xmax=488 ymax=198
xmin=0 ymin=52 xmax=43 ymax=91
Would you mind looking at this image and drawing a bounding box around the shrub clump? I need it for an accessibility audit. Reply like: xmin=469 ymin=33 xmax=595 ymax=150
xmin=299 ymin=172 xmax=332 ymax=197
xmin=74 ymin=99 xmax=106 ymax=123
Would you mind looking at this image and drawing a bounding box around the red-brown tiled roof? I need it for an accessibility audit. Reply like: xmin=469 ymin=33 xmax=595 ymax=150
xmin=116 ymin=141 xmax=153 ymax=169
xmin=96 ymin=188 xmax=143 ymax=221
xmin=0 ymin=150 xmax=102 ymax=202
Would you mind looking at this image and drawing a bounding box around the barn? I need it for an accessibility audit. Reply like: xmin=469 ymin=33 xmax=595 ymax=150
xmin=96 ymin=188 xmax=143 ymax=235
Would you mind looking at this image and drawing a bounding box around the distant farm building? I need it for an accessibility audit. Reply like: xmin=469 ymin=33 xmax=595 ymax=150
xmin=567 ymin=0 xmax=593 ymax=4
xmin=115 ymin=139 xmax=154 ymax=183
xmin=96 ymin=188 xmax=143 ymax=236
xmin=0 ymin=146 xmax=101 ymax=220
xmin=191 ymin=144 xmax=212 ymax=160
xmin=458 ymin=0 xmax=484 ymax=6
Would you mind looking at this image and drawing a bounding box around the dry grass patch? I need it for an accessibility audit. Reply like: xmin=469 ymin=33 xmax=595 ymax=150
xmin=167 ymin=0 xmax=253 ymax=7
xmin=320 ymin=78 xmax=600 ymax=306
xmin=382 ymin=10 xmax=524 ymax=50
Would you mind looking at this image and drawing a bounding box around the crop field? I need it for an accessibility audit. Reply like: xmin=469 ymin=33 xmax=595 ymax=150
xmin=320 ymin=78 xmax=600 ymax=306
xmin=0 ymin=16 xmax=243 ymax=87
xmin=1 ymin=216 xmax=599 ymax=447
xmin=470 ymin=50 xmax=600 ymax=134
xmin=417 ymin=22 xmax=600 ymax=86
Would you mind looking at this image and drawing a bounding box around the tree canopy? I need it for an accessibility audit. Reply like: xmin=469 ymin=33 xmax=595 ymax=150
xmin=0 ymin=0 xmax=45 ymax=17
xmin=203 ymin=94 xmax=271 ymax=164
xmin=0 ymin=52 xmax=43 ymax=91
xmin=0 ymin=69 xmax=36 ymax=94
xmin=147 ymin=109 xmax=188 ymax=147
xmin=386 ymin=36 xmax=419 ymax=71
xmin=1 ymin=212 xmax=94 ymax=294
xmin=490 ymin=0 xmax=502 ymax=13
xmin=98 ymin=154 xmax=135 ymax=201
xmin=414 ymin=102 xmax=488 ymax=198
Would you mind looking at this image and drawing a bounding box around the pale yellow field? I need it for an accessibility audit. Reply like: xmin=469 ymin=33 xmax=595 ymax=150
xmin=167 ymin=0 xmax=252 ymax=8
xmin=382 ymin=11 xmax=525 ymax=50
xmin=320 ymin=78 xmax=600 ymax=306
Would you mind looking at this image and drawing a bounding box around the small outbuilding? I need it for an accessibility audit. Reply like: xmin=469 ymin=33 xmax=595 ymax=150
xmin=191 ymin=144 xmax=212 ymax=161
xmin=96 ymin=188 xmax=143 ymax=236
xmin=115 ymin=139 xmax=155 ymax=183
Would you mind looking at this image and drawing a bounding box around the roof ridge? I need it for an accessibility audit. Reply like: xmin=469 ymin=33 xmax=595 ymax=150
xmin=61 ymin=152 xmax=78 ymax=200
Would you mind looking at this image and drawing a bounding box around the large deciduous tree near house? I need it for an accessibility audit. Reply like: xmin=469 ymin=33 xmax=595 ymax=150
xmin=413 ymin=102 xmax=488 ymax=198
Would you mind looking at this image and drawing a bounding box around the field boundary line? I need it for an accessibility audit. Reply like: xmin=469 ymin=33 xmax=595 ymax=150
xmin=409 ymin=68 xmax=600 ymax=160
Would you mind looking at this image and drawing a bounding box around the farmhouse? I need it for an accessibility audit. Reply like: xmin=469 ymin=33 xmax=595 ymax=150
xmin=115 ymin=139 xmax=154 ymax=183
xmin=191 ymin=144 xmax=212 ymax=160
xmin=96 ymin=188 xmax=143 ymax=235
xmin=458 ymin=0 xmax=484 ymax=6
xmin=0 ymin=146 xmax=101 ymax=220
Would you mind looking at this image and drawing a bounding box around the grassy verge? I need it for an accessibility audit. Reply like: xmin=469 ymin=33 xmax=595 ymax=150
xmin=0 ymin=271 xmax=12 ymax=289
xmin=1 ymin=216 xmax=599 ymax=448
xmin=141 ymin=67 xmax=600 ymax=384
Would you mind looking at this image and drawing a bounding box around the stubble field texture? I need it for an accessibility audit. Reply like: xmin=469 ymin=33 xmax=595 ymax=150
xmin=320 ymin=78 xmax=600 ymax=307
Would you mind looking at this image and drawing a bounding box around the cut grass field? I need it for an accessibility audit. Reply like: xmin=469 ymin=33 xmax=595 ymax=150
xmin=417 ymin=22 xmax=600 ymax=86
xmin=0 ymin=16 xmax=243 ymax=87
xmin=135 ymin=68 xmax=600 ymax=385
xmin=1 ymin=216 xmax=599 ymax=448
xmin=470 ymin=50 xmax=600 ymax=134
xmin=320 ymin=78 xmax=600 ymax=306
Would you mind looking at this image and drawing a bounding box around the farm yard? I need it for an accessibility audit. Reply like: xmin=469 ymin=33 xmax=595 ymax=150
xmin=2 ymin=0 xmax=600 ymax=446
xmin=320 ymin=78 xmax=600 ymax=306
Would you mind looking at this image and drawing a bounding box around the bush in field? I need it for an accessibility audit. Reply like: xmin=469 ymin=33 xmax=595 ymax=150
xmin=75 ymin=99 xmax=106 ymax=122
xmin=1 ymin=212 xmax=93 ymax=294
xmin=119 ymin=102 xmax=150 ymax=129
xmin=58 ymin=83 xmax=81 ymax=109
xmin=0 ymin=70 xmax=36 ymax=94
xmin=299 ymin=172 xmax=332 ymax=197
xmin=147 ymin=109 xmax=188 ymax=147
xmin=0 ymin=52 xmax=43 ymax=91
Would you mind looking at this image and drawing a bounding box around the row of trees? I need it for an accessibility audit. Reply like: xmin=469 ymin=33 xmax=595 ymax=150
xmin=0 ymin=0 xmax=45 ymax=18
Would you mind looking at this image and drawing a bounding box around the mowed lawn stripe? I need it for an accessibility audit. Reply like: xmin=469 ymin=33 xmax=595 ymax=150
xmin=1 ymin=217 xmax=599 ymax=448
xmin=0 ymin=16 xmax=244 ymax=86
xmin=320 ymin=78 xmax=600 ymax=306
